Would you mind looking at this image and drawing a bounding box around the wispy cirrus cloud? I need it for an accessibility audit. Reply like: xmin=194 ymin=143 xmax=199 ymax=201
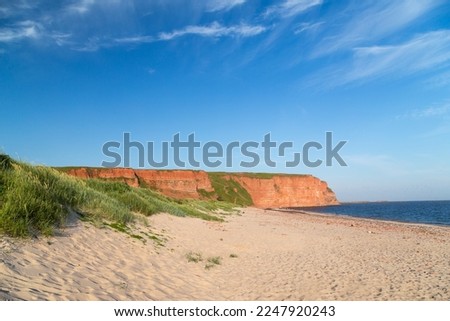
xmin=158 ymin=22 xmax=266 ymax=41
xmin=312 ymin=0 xmax=443 ymax=57
xmin=416 ymin=105 xmax=450 ymax=118
xmin=112 ymin=22 xmax=266 ymax=49
xmin=0 ymin=1 xmax=265 ymax=52
xmin=114 ymin=35 xmax=154 ymax=44
xmin=317 ymin=29 xmax=450 ymax=87
xmin=50 ymin=32 xmax=73 ymax=46
xmin=66 ymin=0 xmax=96 ymax=14
xmin=294 ymin=21 xmax=323 ymax=35
xmin=0 ymin=0 xmax=36 ymax=18
xmin=346 ymin=30 xmax=450 ymax=82
xmin=0 ymin=20 xmax=40 ymax=42
xmin=265 ymin=0 xmax=322 ymax=18
xmin=399 ymin=102 xmax=450 ymax=119
xmin=205 ymin=0 xmax=246 ymax=12
xmin=237 ymin=1 xmax=323 ymax=66
xmin=0 ymin=15 xmax=75 ymax=48
xmin=240 ymin=1 xmax=322 ymax=67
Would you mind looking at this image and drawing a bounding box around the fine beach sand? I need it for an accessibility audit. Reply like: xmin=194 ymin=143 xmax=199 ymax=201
xmin=1 ymin=208 xmax=449 ymax=301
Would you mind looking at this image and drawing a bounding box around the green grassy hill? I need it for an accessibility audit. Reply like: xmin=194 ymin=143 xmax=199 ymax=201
xmin=0 ymin=155 xmax=236 ymax=237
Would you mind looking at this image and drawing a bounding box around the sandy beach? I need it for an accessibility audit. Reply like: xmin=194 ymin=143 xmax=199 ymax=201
xmin=1 ymin=208 xmax=449 ymax=301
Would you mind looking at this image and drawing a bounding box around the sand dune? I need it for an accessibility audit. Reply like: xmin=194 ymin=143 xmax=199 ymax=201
xmin=1 ymin=208 xmax=449 ymax=300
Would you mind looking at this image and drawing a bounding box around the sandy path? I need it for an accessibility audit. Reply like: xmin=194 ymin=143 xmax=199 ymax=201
xmin=1 ymin=208 xmax=449 ymax=300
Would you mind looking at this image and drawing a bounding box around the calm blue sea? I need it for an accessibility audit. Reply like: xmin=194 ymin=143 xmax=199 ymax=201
xmin=291 ymin=200 xmax=450 ymax=226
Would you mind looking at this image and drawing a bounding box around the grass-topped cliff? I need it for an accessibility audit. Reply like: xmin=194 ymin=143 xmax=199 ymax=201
xmin=207 ymin=172 xmax=253 ymax=206
xmin=0 ymin=155 xmax=235 ymax=237
xmin=61 ymin=166 xmax=338 ymax=209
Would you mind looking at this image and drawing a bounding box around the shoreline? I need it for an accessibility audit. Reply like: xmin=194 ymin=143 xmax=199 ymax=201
xmin=279 ymin=199 xmax=450 ymax=228
xmin=273 ymin=207 xmax=450 ymax=230
xmin=1 ymin=207 xmax=450 ymax=301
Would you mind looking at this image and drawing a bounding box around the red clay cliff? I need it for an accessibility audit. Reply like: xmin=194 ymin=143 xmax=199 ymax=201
xmin=64 ymin=168 xmax=338 ymax=208
xmin=231 ymin=174 xmax=338 ymax=207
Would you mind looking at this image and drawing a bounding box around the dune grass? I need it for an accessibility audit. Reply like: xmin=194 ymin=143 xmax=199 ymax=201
xmin=205 ymin=256 xmax=222 ymax=269
xmin=0 ymin=155 xmax=227 ymax=237
xmin=186 ymin=251 xmax=203 ymax=263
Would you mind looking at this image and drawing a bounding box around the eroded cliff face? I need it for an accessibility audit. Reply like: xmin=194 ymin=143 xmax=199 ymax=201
xmin=134 ymin=170 xmax=214 ymax=199
xmin=64 ymin=168 xmax=338 ymax=208
xmin=65 ymin=168 xmax=214 ymax=199
xmin=231 ymin=174 xmax=338 ymax=207
xmin=66 ymin=168 xmax=139 ymax=187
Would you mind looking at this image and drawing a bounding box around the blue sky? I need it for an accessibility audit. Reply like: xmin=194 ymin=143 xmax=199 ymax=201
xmin=1 ymin=0 xmax=450 ymax=202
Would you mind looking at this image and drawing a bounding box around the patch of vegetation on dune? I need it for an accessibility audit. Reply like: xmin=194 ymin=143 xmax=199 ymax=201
xmin=208 ymin=172 xmax=253 ymax=206
xmin=205 ymin=256 xmax=222 ymax=269
xmin=0 ymin=155 xmax=229 ymax=237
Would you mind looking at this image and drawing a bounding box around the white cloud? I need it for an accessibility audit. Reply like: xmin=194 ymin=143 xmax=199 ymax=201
xmin=158 ymin=22 xmax=266 ymax=41
xmin=67 ymin=0 xmax=96 ymax=14
xmin=112 ymin=22 xmax=266 ymax=49
xmin=74 ymin=36 xmax=104 ymax=51
xmin=51 ymin=33 xmax=72 ymax=46
xmin=343 ymin=30 xmax=450 ymax=84
xmin=0 ymin=2 xmax=264 ymax=52
xmin=265 ymin=0 xmax=322 ymax=18
xmin=206 ymin=0 xmax=246 ymax=12
xmin=400 ymin=102 xmax=450 ymax=119
xmin=306 ymin=29 xmax=450 ymax=89
xmin=294 ymin=21 xmax=323 ymax=34
xmin=413 ymin=105 xmax=450 ymax=118
xmin=0 ymin=1 xmax=36 ymax=18
xmin=312 ymin=0 xmax=443 ymax=57
xmin=114 ymin=35 xmax=154 ymax=44
xmin=0 ymin=20 xmax=40 ymax=42
xmin=113 ymin=22 xmax=266 ymax=46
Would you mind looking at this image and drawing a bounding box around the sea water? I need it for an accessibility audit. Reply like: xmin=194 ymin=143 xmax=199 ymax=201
xmin=292 ymin=200 xmax=450 ymax=226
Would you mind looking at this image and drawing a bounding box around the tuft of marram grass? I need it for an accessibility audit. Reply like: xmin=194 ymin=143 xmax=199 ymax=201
xmin=0 ymin=154 xmax=13 ymax=171
xmin=186 ymin=251 xmax=203 ymax=263
xmin=205 ymin=256 xmax=222 ymax=269
xmin=0 ymin=162 xmax=89 ymax=236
